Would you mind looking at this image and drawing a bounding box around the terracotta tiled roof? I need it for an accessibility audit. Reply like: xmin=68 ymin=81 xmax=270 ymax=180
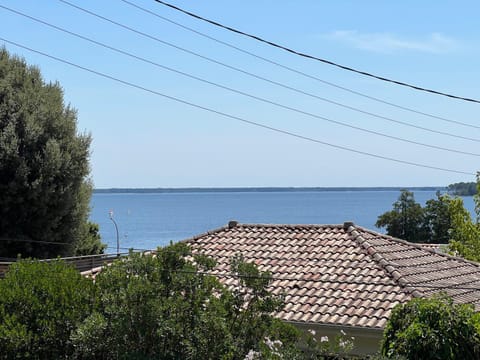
xmin=185 ymin=222 xmax=480 ymax=330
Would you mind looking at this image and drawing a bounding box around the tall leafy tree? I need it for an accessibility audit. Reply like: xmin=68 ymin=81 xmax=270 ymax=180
xmin=423 ymin=192 xmax=453 ymax=244
xmin=376 ymin=190 xmax=427 ymax=242
xmin=0 ymin=48 xmax=104 ymax=258
xmin=377 ymin=190 xmax=455 ymax=244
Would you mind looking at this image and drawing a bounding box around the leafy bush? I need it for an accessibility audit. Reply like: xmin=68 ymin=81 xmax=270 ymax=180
xmin=382 ymin=294 xmax=480 ymax=359
xmin=0 ymin=259 xmax=95 ymax=359
xmin=72 ymin=243 xmax=300 ymax=359
xmin=0 ymin=244 xmax=362 ymax=359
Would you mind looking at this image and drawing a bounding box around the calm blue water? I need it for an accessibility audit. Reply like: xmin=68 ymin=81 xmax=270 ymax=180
xmin=90 ymin=190 xmax=475 ymax=253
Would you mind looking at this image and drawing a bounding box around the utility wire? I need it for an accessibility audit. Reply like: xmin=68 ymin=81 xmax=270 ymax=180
xmin=0 ymin=236 xmax=71 ymax=246
xmin=0 ymin=237 xmax=147 ymax=252
xmin=60 ymin=0 xmax=480 ymax=138
xmin=0 ymin=37 xmax=475 ymax=176
xmin=0 ymin=239 xmax=445 ymax=273
xmin=2 ymin=236 xmax=479 ymax=292
xmin=121 ymin=0 xmax=480 ymax=131
xmin=73 ymin=246 xmax=480 ymax=292
xmin=106 ymin=246 xmax=151 ymax=252
xmin=4 ymin=6 xmax=479 ymax=156
xmin=152 ymin=0 xmax=480 ymax=104
xmin=2 ymin=236 xmax=474 ymax=284
xmin=6 ymin=250 xmax=478 ymax=292
xmin=84 ymin=261 xmax=480 ymax=292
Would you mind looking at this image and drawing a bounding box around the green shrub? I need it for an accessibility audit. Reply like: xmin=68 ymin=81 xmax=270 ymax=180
xmin=0 ymin=259 xmax=95 ymax=359
xmin=382 ymin=294 xmax=480 ymax=359
xmin=72 ymin=243 xmax=300 ymax=359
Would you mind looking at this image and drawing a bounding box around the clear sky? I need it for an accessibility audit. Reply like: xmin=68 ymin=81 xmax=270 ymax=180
xmin=1 ymin=0 xmax=479 ymax=188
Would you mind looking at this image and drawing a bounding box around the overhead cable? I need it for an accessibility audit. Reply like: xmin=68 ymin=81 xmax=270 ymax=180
xmin=120 ymin=0 xmax=480 ymax=131
xmin=3 ymin=6 xmax=479 ymax=156
xmin=0 ymin=37 xmax=475 ymax=176
xmin=151 ymin=0 xmax=480 ymax=104
xmin=2 ymin=237 xmax=479 ymax=292
xmin=82 ymin=262 xmax=480 ymax=292
xmin=0 ymin=236 xmax=147 ymax=252
xmin=52 ymin=2 xmax=480 ymax=141
xmin=3 ymin=247 xmax=479 ymax=291
xmin=0 ymin=236 xmax=70 ymax=246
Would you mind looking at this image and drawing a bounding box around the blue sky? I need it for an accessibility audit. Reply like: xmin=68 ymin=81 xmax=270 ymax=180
xmin=1 ymin=0 xmax=479 ymax=187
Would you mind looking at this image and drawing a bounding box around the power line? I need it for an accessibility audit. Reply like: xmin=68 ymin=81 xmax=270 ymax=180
xmin=60 ymin=0 xmax=480 ymax=138
xmin=6 ymin=248 xmax=479 ymax=292
xmin=106 ymin=246 xmax=151 ymax=252
xmin=2 ymin=234 xmax=479 ymax=292
xmin=4 ymin=6 xmax=479 ymax=156
xmin=87 ymin=259 xmax=480 ymax=293
xmin=152 ymin=0 xmax=480 ymax=105
xmin=121 ymin=0 xmax=480 ymax=130
xmin=0 ymin=36 xmax=474 ymax=176
xmin=0 ymin=237 xmax=148 ymax=252
xmin=0 ymin=236 xmax=71 ymax=246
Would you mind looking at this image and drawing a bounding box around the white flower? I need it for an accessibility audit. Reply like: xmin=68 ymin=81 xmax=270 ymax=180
xmin=244 ymin=349 xmax=259 ymax=360
xmin=264 ymin=337 xmax=274 ymax=350
xmin=340 ymin=329 xmax=346 ymax=336
xmin=308 ymin=329 xmax=316 ymax=336
xmin=320 ymin=336 xmax=329 ymax=343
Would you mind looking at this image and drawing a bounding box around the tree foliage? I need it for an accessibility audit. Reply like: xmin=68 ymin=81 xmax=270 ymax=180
xmin=447 ymin=174 xmax=480 ymax=261
xmin=71 ymin=243 xmax=301 ymax=359
xmin=74 ymin=222 xmax=106 ymax=256
xmin=0 ymin=48 xmax=105 ymax=258
xmin=423 ymin=193 xmax=453 ymax=244
xmin=375 ymin=190 xmax=428 ymax=242
xmin=447 ymin=181 xmax=477 ymax=196
xmin=382 ymin=294 xmax=480 ymax=359
xmin=0 ymin=259 xmax=95 ymax=359
xmin=376 ymin=190 xmax=454 ymax=243
xmin=0 ymin=243 xmax=359 ymax=359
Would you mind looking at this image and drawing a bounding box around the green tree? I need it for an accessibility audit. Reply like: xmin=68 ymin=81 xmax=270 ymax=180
xmin=0 ymin=259 xmax=95 ymax=359
xmin=0 ymin=48 xmax=105 ymax=258
xmin=74 ymin=222 xmax=106 ymax=256
xmin=423 ymin=192 xmax=453 ymax=244
xmin=447 ymin=174 xmax=480 ymax=261
xmin=376 ymin=190 xmax=427 ymax=242
xmin=447 ymin=181 xmax=477 ymax=196
xmin=382 ymin=294 xmax=480 ymax=359
xmin=72 ymin=243 xmax=300 ymax=359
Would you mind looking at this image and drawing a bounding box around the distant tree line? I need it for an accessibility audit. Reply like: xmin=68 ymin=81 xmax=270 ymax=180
xmin=447 ymin=181 xmax=477 ymax=196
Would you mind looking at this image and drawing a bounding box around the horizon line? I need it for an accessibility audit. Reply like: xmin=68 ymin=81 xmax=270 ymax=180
xmin=93 ymin=186 xmax=446 ymax=193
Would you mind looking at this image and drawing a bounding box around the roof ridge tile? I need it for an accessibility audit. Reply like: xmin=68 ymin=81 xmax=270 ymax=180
xmin=346 ymin=224 xmax=423 ymax=298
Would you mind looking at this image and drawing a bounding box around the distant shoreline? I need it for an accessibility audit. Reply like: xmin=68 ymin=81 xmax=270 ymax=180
xmin=94 ymin=186 xmax=445 ymax=194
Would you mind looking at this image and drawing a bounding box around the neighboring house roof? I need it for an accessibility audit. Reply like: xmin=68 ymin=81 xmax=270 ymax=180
xmin=184 ymin=221 xmax=480 ymax=330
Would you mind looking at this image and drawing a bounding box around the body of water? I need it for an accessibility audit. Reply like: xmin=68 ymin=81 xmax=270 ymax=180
xmin=90 ymin=190 xmax=475 ymax=252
